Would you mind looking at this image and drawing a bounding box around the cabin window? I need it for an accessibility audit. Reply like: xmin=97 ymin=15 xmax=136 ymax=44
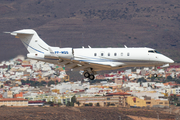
xmin=108 ymin=53 xmax=110 ymax=56
xmin=114 ymin=53 xmax=117 ymax=56
xmin=121 ymin=53 xmax=123 ymax=56
xmin=127 ymin=53 xmax=130 ymax=56
xmin=94 ymin=53 xmax=97 ymax=56
xmin=101 ymin=53 xmax=103 ymax=56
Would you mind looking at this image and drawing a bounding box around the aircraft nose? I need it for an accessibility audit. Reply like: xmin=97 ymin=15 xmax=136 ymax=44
xmin=164 ymin=57 xmax=174 ymax=64
xmin=168 ymin=58 xmax=174 ymax=63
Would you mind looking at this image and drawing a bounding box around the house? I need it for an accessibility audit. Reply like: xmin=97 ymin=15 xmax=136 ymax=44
xmin=126 ymin=96 xmax=169 ymax=108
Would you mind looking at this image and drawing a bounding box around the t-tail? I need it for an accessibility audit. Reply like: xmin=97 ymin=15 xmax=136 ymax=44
xmin=8 ymin=29 xmax=50 ymax=54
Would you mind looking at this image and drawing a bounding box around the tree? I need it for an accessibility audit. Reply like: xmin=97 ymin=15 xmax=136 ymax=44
xmin=41 ymin=81 xmax=47 ymax=85
xmin=76 ymin=101 xmax=81 ymax=106
xmin=71 ymin=96 xmax=76 ymax=104
xmin=96 ymin=103 xmax=100 ymax=106
xmin=137 ymin=77 xmax=147 ymax=82
xmin=89 ymin=103 xmax=93 ymax=106
xmin=66 ymin=101 xmax=71 ymax=106
xmin=70 ymin=102 xmax=74 ymax=106
xmin=45 ymin=101 xmax=54 ymax=106
xmin=48 ymin=80 xmax=55 ymax=86
xmin=167 ymin=76 xmax=173 ymax=81
xmin=58 ymin=102 xmax=62 ymax=107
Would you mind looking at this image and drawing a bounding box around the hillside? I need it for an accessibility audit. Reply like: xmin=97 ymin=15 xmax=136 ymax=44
xmin=1 ymin=0 xmax=180 ymax=62
xmin=0 ymin=107 xmax=176 ymax=120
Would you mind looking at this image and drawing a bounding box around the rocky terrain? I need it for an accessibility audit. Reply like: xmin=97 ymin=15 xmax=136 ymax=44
xmin=0 ymin=106 xmax=176 ymax=120
xmin=0 ymin=0 xmax=180 ymax=62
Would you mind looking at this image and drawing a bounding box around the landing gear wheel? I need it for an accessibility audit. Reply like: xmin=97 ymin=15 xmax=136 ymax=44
xmin=154 ymin=74 xmax=157 ymax=77
xmin=84 ymin=72 xmax=90 ymax=78
xmin=89 ymin=74 xmax=95 ymax=80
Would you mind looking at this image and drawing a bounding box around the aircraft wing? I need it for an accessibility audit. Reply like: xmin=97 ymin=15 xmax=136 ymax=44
xmin=44 ymin=55 xmax=123 ymax=71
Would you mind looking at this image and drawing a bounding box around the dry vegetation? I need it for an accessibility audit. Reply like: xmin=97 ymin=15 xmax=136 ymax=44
xmin=0 ymin=106 xmax=176 ymax=120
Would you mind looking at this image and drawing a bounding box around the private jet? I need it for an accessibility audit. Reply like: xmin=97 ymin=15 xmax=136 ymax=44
xmin=6 ymin=29 xmax=174 ymax=80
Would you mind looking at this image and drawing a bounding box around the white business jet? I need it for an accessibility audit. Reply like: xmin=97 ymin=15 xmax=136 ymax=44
xmin=6 ymin=29 xmax=174 ymax=80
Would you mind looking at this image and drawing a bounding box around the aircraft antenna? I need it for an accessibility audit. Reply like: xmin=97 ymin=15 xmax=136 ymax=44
xmin=81 ymin=33 xmax=84 ymax=47
xmin=124 ymin=45 xmax=127 ymax=48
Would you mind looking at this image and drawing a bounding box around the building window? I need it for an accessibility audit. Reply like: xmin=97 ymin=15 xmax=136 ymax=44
xmin=159 ymin=102 xmax=163 ymax=104
xmin=121 ymin=53 xmax=123 ymax=56
xmin=146 ymin=102 xmax=151 ymax=104
xmin=108 ymin=53 xmax=110 ymax=56
xmin=101 ymin=53 xmax=103 ymax=56
xmin=127 ymin=53 xmax=130 ymax=56
xmin=94 ymin=53 xmax=97 ymax=56
xmin=114 ymin=53 xmax=117 ymax=56
xmin=107 ymin=98 xmax=110 ymax=100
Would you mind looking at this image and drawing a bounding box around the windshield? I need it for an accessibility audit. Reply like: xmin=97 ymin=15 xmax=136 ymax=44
xmin=148 ymin=50 xmax=161 ymax=54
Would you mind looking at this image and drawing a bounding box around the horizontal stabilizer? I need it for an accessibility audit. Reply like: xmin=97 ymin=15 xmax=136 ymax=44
xmin=3 ymin=32 xmax=11 ymax=34
xmin=10 ymin=29 xmax=34 ymax=36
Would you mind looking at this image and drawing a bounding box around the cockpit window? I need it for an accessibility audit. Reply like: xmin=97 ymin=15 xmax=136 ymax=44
xmin=154 ymin=50 xmax=160 ymax=54
xmin=148 ymin=50 xmax=161 ymax=54
xmin=148 ymin=50 xmax=154 ymax=53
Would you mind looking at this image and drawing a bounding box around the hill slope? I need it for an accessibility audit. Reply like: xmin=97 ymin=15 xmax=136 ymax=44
xmin=1 ymin=0 xmax=180 ymax=62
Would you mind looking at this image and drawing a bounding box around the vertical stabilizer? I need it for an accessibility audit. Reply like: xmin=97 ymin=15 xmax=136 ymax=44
xmin=10 ymin=29 xmax=50 ymax=54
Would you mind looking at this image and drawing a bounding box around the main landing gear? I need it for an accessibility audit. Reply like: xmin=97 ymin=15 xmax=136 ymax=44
xmin=83 ymin=69 xmax=95 ymax=80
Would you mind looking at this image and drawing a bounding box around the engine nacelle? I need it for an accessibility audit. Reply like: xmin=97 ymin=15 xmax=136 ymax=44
xmin=27 ymin=53 xmax=44 ymax=59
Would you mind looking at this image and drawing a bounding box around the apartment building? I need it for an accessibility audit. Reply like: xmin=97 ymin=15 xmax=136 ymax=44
xmin=75 ymin=92 xmax=131 ymax=107
xmin=126 ymin=96 xmax=169 ymax=108
xmin=0 ymin=98 xmax=28 ymax=106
